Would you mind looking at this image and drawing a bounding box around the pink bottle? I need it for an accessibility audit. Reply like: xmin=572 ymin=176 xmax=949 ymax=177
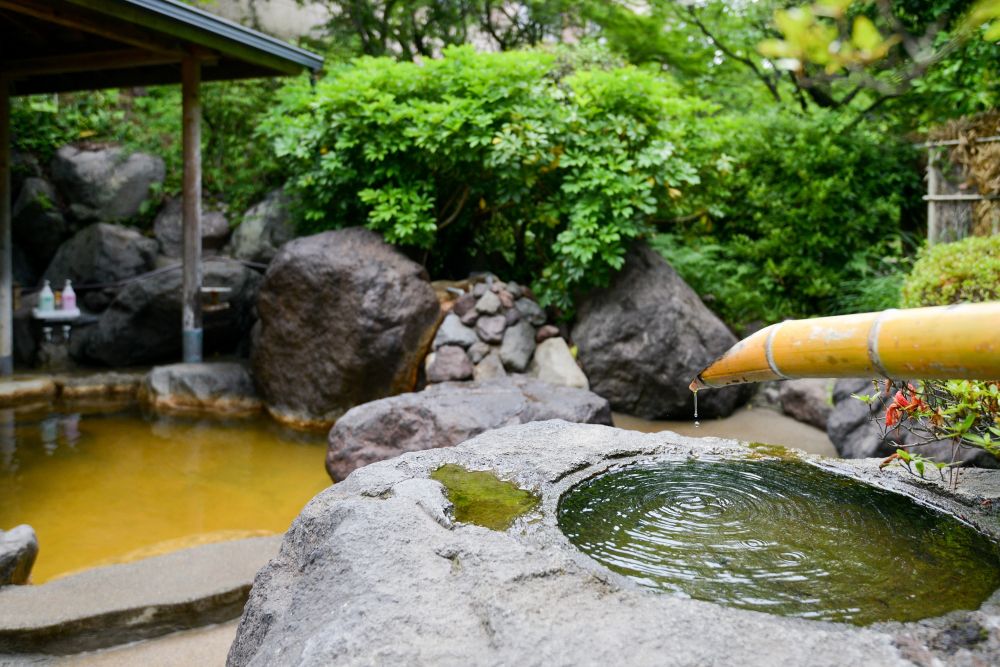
xmin=62 ymin=280 xmax=76 ymax=311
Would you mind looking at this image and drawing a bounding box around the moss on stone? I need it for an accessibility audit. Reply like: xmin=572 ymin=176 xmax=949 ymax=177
xmin=430 ymin=464 xmax=539 ymax=531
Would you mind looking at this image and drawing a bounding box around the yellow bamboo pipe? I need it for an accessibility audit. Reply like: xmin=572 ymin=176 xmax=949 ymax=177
xmin=689 ymin=302 xmax=1000 ymax=391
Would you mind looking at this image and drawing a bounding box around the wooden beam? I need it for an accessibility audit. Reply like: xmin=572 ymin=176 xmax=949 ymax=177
xmin=0 ymin=49 xmax=181 ymax=78
xmin=0 ymin=79 xmax=12 ymax=375
xmin=0 ymin=0 xmax=184 ymax=57
xmin=181 ymin=57 xmax=202 ymax=364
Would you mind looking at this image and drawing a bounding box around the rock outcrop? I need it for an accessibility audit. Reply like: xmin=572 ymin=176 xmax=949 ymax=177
xmin=141 ymin=362 xmax=262 ymax=416
xmin=325 ymin=376 xmax=612 ymax=480
xmin=12 ymin=177 xmax=66 ymax=274
xmin=251 ymin=228 xmax=440 ymax=428
xmin=43 ymin=223 xmax=157 ymax=311
xmin=0 ymin=525 xmax=38 ymax=586
xmin=153 ymin=197 xmax=231 ymax=258
xmin=225 ymin=189 xmax=295 ymax=264
xmin=74 ymin=258 xmax=260 ymax=367
xmin=572 ymin=241 xmax=751 ymax=419
xmin=50 ymin=145 xmax=164 ymax=222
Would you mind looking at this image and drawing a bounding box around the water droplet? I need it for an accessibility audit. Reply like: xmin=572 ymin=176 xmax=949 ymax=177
xmin=693 ymin=389 xmax=699 ymax=428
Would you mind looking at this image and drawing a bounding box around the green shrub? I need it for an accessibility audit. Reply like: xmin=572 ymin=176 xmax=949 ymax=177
xmin=901 ymin=235 xmax=1000 ymax=307
xmin=260 ymin=45 xmax=709 ymax=309
xmin=656 ymin=110 xmax=921 ymax=328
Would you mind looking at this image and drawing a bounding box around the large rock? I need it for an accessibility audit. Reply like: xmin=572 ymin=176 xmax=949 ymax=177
xmin=141 ymin=362 xmax=262 ymax=416
xmin=12 ymin=177 xmax=66 ymax=273
xmin=225 ymin=189 xmax=295 ymax=264
xmin=251 ymin=228 xmax=440 ymax=428
xmin=74 ymin=258 xmax=260 ymax=367
xmin=828 ymin=379 xmax=999 ymax=467
xmin=43 ymin=223 xmax=157 ymax=310
xmin=432 ymin=313 xmax=477 ymax=350
xmin=779 ymin=379 xmax=833 ymax=430
xmin=230 ymin=421 xmax=1000 ymax=667
xmin=572 ymin=241 xmax=751 ymax=419
xmin=324 ymin=377 xmax=612 ymax=480
xmin=50 ymin=145 xmax=164 ymax=222
xmin=529 ymin=337 xmax=588 ymax=390
xmin=0 ymin=525 xmax=38 ymax=586
xmin=499 ymin=320 xmax=535 ymax=372
xmin=153 ymin=198 xmax=231 ymax=258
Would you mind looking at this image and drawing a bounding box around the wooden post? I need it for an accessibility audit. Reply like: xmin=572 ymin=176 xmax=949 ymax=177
xmin=181 ymin=58 xmax=202 ymax=363
xmin=927 ymin=149 xmax=939 ymax=245
xmin=0 ymin=79 xmax=12 ymax=376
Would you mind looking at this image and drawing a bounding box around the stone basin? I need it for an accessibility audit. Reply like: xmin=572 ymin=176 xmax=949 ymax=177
xmin=228 ymin=421 xmax=1000 ymax=667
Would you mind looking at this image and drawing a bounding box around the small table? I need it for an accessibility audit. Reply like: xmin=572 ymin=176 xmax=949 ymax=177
xmin=32 ymin=308 xmax=82 ymax=342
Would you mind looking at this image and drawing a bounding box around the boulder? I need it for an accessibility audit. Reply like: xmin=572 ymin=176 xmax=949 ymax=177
xmin=779 ymin=379 xmax=833 ymax=430
xmin=43 ymin=223 xmax=157 ymax=311
xmin=50 ymin=145 xmax=164 ymax=222
xmin=225 ymin=189 xmax=295 ymax=265
xmin=425 ymin=346 xmax=474 ymax=383
xmin=499 ymin=320 xmax=535 ymax=372
xmin=74 ymin=259 xmax=260 ymax=367
xmin=432 ymin=313 xmax=477 ymax=350
xmin=12 ymin=245 xmax=37 ymax=289
xmin=529 ymin=337 xmax=588 ymax=390
xmin=828 ymin=379 xmax=999 ymax=467
xmin=324 ymin=376 xmax=612 ymax=480
xmin=141 ymin=362 xmax=262 ymax=416
xmin=571 ymin=241 xmax=751 ymax=419
xmin=251 ymin=228 xmax=440 ymax=428
xmin=473 ymin=350 xmax=507 ymax=382
xmin=12 ymin=177 xmax=66 ymax=273
xmin=153 ymin=197 xmax=231 ymax=258
xmin=0 ymin=525 xmax=38 ymax=586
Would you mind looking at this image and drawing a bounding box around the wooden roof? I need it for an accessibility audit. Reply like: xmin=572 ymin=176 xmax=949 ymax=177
xmin=0 ymin=0 xmax=324 ymax=95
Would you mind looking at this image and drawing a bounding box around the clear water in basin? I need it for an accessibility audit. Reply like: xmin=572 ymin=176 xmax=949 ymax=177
xmin=557 ymin=459 xmax=1000 ymax=625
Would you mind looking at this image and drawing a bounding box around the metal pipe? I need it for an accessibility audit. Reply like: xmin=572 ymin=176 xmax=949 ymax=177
xmin=690 ymin=302 xmax=1000 ymax=391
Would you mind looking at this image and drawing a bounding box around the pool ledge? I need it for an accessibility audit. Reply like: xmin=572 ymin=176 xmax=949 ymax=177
xmin=0 ymin=535 xmax=281 ymax=655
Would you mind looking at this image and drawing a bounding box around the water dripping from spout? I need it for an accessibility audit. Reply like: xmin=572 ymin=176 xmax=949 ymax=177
xmin=693 ymin=390 xmax=700 ymax=428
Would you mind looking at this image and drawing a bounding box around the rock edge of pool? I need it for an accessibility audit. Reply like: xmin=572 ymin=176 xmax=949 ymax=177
xmin=229 ymin=420 xmax=1000 ymax=667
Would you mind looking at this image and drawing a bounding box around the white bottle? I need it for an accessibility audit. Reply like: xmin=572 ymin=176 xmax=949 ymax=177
xmin=62 ymin=280 xmax=76 ymax=311
xmin=39 ymin=280 xmax=55 ymax=312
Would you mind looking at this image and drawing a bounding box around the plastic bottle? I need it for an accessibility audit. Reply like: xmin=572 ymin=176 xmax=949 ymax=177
xmin=39 ymin=280 xmax=55 ymax=312
xmin=62 ymin=280 xmax=76 ymax=311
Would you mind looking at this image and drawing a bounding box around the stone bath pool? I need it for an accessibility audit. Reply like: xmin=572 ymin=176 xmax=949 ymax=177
xmin=0 ymin=401 xmax=329 ymax=582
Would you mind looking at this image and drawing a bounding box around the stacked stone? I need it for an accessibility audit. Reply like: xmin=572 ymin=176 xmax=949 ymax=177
xmin=424 ymin=277 xmax=587 ymax=389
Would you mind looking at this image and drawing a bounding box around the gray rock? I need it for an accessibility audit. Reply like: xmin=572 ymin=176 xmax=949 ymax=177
xmin=503 ymin=306 xmax=521 ymax=326
xmin=506 ymin=281 xmax=523 ymax=298
xmin=514 ymin=297 xmax=546 ymax=326
xmin=779 ymin=379 xmax=833 ymax=430
xmin=232 ymin=421 xmax=1000 ymax=667
xmin=473 ymin=350 xmax=507 ymax=382
xmin=323 ymin=377 xmax=612 ymax=480
xmin=498 ymin=290 xmax=514 ymax=309
xmin=529 ymin=337 xmax=588 ymax=390
xmin=475 ymin=314 xmax=506 ymax=344
xmin=475 ymin=291 xmax=501 ymax=315
xmin=225 ymin=189 xmax=295 ymax=265
xmin=467 ymin=341 xmax=490 ymax=364
xmin=425 ymin=346 xmax=474 ymax=383
xmin=0 ymin=525 xmax=38 ymax=586
xmin=451 ymin=292 xmax=477 ymax=323
xmin=12 ymin=177 xmax=66 ymax=273
xmin=142 ymin=362 xmax=262 ymax=416
xmin=535 ymin=324 xmax=559 ymax=343
xmin=251 ymin=228 xmax=440 ymax=428
xmin=432 ymin=314 xmax=478 ymax=350
xmin=50 ymin=145 xmax=164 ymax=222
xmin=472 ymin=282 xmax=488 ymax=297
xmin=499 ymin=320 xmax=535 ymax=372
xmin=571 ymin=241 xmax=751 ymax=419
xmin=153 ymin=197 xmax=231 ymax=258
xmin=74 ymin=259 xmax=260 ymax=367
xmin=827 ymin=379 xmax=998 ymax=467
xmin=43 ymin=223 xmax=158 ymax=311
xmin=12 ymin=245 xmax=37 ymax=289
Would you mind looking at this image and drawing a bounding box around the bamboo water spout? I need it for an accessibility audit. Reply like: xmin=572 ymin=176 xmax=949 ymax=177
xmin=689 ymin=302 xmax=1000 ymax=391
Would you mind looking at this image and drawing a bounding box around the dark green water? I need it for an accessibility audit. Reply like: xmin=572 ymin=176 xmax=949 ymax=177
xmin=558 ymin=459 xmax=1000 ymax=625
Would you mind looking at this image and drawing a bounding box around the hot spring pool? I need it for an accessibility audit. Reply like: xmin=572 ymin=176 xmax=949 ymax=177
xmin=0 ymin=402 xmax=329 ymax=583
xmin=558 ymin=459 xmax=1000 ymax=625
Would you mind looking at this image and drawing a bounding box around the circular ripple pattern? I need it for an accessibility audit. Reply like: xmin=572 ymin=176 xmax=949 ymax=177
xmin=558 ymin=459 xmax=1000 ymax=625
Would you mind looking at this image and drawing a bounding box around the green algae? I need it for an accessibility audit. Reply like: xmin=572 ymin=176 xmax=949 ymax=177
xmin=747 ymin=442 xmax=801 ymax=461
xmin=431 ymin=464 xmax=540 ymax=531
xmin=559 ymin=459 xmax=1000 ymax=625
